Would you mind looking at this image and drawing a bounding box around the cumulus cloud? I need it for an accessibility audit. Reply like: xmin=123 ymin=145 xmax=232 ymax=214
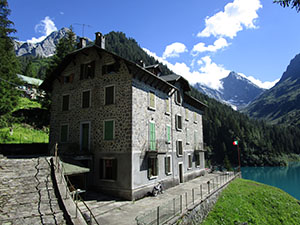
xmin=192 ymin=37 xmax=229 ymax=54
xmin=27 ymin=16 xmax=57 ymax=43
xmin=239 ymin=73 xmax=279 ymax=89
xmin=162 ymin=42 xmax=187 ymax=59
xmin=198 ymin=0 xmax=262 ymax=39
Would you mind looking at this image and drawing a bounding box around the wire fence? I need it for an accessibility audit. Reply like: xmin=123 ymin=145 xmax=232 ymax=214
xmin=136 ymin=171 xmax=240 ymax=225
xmin=0 ymin=133 xmax=49 ymax=144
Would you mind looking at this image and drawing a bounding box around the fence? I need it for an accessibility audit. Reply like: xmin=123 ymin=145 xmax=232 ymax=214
xmin=55 ymin=156 xmax=99 ymax=225
xmin=136 ymin=171 xmax=240 ymax=225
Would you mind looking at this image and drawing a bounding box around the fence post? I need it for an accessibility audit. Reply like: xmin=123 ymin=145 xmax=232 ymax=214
xmin=185 ymin=192 xmax=188 ymax=209
xmin=192 ymin=188 xmax=195 ymax=205
xmin=173 ymin=198 xmax=176 ymax=215
xmin=207 ymin=181 xmax=210 ymax=194
xmin=200 ymin=184 xmax=202 ymax=199
xmin=180 ymin=195 xmax=182 ymax=213
xmin=157 ymin=206 xmax=160 ymax=225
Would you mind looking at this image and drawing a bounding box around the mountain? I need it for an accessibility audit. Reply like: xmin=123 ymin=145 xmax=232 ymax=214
xmin=244 ymin=53 xmax=300 ymax=127
xmin=194 ymin=71 xmax=265 ymax=110
xmin=14 ymin=27 xmax=73 ymax=58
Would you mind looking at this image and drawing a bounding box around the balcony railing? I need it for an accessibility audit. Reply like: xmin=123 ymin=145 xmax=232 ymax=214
xmin=146 ymin=139 xmax=171 ymax=154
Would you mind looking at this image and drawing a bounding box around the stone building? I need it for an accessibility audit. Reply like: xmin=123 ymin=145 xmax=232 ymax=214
xmin=41 ymin=33 xmax=207 ymax=200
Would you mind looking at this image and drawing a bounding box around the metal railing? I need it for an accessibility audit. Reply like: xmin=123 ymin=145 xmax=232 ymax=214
xmin=55 ymin=156 xmax=99 ymax=225
xmin=136 ymin=171 xmax=240 ymax=225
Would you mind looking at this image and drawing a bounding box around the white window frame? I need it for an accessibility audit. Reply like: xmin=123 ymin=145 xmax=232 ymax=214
xmin=103 ymin=119 xmax=115 ymax=141
xmin=187 ymin=154 xmax=192 ymax=170
xmin=175 ymin=90 xmax=182 ymax=105
xmin=148 ymin=91 xmax=156 ymax=110
xmin=176 ymin=139 xmax=183 ymax=157
xmin=165 ymin=155 xmax=172 ymax=175
xmin=175 ymin=114 xmax=182 ymax=131
xmin=62 ymin=94 xmax=70 ymax=111
xmin=104 ymin=85 xmax=115 ymax=105
xmin=60 ymin=123 xmax=69 ymax=143
xmin=82 ymin=89 xmax=91 ymax=108
xmin=80 ymin=121 xmax=91 ymax=151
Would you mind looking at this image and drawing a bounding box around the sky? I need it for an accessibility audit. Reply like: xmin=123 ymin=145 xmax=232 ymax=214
xmin=9 ymin=0 xmax=300 ymax=90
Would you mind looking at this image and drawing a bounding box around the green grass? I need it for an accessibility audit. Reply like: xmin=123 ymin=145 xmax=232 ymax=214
xmin=0 ymin=123 xmax=48 ymax=143
xmin=202 ymin=178 xmax=300 ymax=225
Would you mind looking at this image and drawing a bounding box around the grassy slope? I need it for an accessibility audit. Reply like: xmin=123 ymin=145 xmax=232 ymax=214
xmin=0 ymin=97 xmax=48 ymax=143
xmin=202 ymin=178 xmax=300 ymax=225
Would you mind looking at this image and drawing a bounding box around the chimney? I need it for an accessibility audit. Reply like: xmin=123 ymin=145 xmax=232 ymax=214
xmin=95 ymin=32 xmax=105 ymax=49
xmin=78 ymin=37 xmax=87 ymax=49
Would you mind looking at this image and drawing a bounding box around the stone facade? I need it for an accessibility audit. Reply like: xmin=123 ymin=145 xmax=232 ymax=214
xmin=45 ymin=42 xmax=206 ymax=200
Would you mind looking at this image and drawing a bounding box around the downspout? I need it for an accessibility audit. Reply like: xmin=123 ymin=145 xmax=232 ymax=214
xmin=170 ymin=89 xmax=175 ymax=183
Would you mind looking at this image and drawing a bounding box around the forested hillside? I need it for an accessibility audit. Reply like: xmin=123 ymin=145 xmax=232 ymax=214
xmin=189 ymin=87 xmax=300 ymax=167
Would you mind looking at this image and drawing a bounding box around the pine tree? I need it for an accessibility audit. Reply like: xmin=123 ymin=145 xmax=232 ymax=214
xmin=0 ymin=0 xmax=21 ymax=127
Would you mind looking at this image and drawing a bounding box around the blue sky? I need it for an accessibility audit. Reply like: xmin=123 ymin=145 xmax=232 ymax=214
xmin=9 ymin=0 xmax=300 ymax=90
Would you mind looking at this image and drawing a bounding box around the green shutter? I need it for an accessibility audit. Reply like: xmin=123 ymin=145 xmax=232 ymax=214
xmin=166 ymin=98 xmax=170 ymax=113
xmin=104 ymin=120 xmax=114 ymax=140
xmin=149 ymin=122 xmax=156 ymax=150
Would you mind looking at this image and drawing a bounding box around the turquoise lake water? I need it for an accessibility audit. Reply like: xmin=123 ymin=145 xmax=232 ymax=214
xmin=241 ymin=162 xmax=300 ymax=200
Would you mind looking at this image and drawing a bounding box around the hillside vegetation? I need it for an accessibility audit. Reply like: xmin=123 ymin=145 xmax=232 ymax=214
xmin=202 ymin=178 xmax=300 ymax=225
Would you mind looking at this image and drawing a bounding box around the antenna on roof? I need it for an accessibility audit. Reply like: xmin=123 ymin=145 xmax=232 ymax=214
xmin=73 ymin=23 xmax=92 ymax=37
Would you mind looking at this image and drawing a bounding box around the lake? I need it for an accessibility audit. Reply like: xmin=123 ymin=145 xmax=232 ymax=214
xmin=241 ymin=162 xmax=300 ymax=200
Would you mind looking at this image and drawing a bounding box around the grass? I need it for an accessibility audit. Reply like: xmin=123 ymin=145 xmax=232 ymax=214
xmin=0 ymin=123 xmax=49 ymax=143
xmin=202 ymin=178 xmax=300 ymax=225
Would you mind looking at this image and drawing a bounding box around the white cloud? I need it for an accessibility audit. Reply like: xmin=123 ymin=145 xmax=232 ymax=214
xmin=192 ymin=37 xmax=229 ymax=54
xmin=238 ymin=73 xmax=279 ymax=89
xmin=198 ymin=0 xmax=262 ymax=39
xmin=162 ymin=42 xmax=187 ymax=59
xmin=27 ymin=16 xmax=57 ymax=43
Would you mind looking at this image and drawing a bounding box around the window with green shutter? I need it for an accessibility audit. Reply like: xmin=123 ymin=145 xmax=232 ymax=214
xmin=166 ymin=125 xmax=171 ymax=144
xmin=104 ymin=120 xmax=114 ymax=140
xmin=149 ymin=122 xmax=156 ymax=150
xmin=149 ymin=91 xmax=155 ymax=110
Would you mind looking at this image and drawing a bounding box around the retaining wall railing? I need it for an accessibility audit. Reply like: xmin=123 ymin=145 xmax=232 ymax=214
xmin=136 ymin=171 xmax=241 ymax=225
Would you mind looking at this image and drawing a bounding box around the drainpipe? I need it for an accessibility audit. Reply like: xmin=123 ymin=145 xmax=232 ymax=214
xmin=170 ymin=89 xmax=175 ymax=183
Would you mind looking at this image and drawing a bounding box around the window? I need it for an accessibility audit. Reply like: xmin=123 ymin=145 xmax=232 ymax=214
xmin=149 ymin=121 xmax=156 ymax=150
xmin=175 ymin=114 xmax=182 ymax=131
xmin=148 ymin=91 xmax=155 ymax=110
xmin=80 ymin=122 xmax=90 ymax=151
xmin=175 ymin=90 xmax=182 ymax=105
xmin=186 ymin=127 xmax=190 ymax=145
xmin=166 ymin=125 xmax=171 ymax=144
xmin=99 ymin=158 xmax=117 ymax=180
xmin=105 ymin=85 xmax=115 ymax=105
xmin=82 ymin=90 xmax=91 ymax=108
xmin=195 ymin=153 xmax=201 ymax=167
xmin=165 ymin=98 xmax=170 ymax=115
xmin=80 ymin=61 xmax=95 ymax=80
xmin=59 ymin=74 xmax=74 ymax=84
xmin=60 ymin=124 xmax=69 ymax=142
xmin=62 ymin=94 xmax=69 ymax=111
xmin=185 ymin=108 xmax=189 ymax=121
xmin=104 ymin=120 xmax=115 ymax=140
xmin=188 ymin=154 xmax=192 ymax=169
xmin=176 ymin=140 xmax=183 ymax=156
xmin=194 ymin=112 xmax=198 ymax=124
xmin=102 ymin=61 xmax=120 ymax=74
xmin=165 ymin=156 xmax=172 ymax=175
xmin=148 ymin=157 xmax=158 ymax=178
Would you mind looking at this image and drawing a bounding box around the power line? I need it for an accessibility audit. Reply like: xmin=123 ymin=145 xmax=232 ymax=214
xmin=0 ymin=77 xmax=19 ymax=87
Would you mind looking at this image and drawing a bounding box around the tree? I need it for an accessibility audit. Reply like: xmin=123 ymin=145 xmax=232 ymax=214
xmin=274 ymin=0 xmax=300 ymax=12
xmin=0 ymin=0 xmax=21 ymax=127
xmin=41 ymin=26 xmax=76 ymax=110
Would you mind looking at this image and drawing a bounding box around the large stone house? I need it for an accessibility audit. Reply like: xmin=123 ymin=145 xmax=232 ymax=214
xmin=41 ymin=33 xmax=207 ymax=200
